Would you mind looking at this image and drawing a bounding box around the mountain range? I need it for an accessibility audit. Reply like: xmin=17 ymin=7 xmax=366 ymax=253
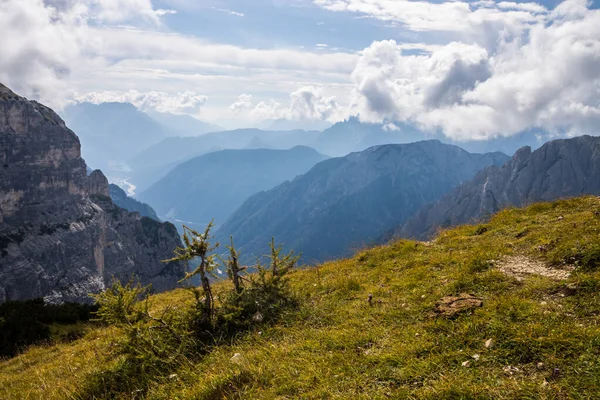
xmin=62 ymin=102 xmax=553 ymax=197
xmin=215 ymin=141 xmax=509 ymax=263
xmin=144 ymin=110 xmax=222 ymax=136
xmin=61 ymin=102 xmax=222 ymax=190
xmin=397 ymin=135 xmax=600 ymax=240
xmin=3 ymin=81 xmax=599 ymax=304
xmin=127 ymin=128 xmax=321 ymax=192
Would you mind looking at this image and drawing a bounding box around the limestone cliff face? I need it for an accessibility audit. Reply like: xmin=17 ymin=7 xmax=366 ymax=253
xmin=398 ymin=135 xmax=600 ymax=240
xmin=0 ymin=84 xmax=185 ymax=303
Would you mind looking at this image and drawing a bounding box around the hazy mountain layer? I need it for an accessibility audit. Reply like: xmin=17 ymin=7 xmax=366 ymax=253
xmin=62 ymin=102 xmax=168 ymax=172
xmin=139 ymin=146 xmax=329 ymax=227
xmin=145 ymin=110 xmax=222 ymax=136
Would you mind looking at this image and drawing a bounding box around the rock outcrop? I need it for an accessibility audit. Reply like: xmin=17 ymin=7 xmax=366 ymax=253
xmin=0 ymin=84 xmax=185 ymax=303
xmin=398 ymin=135 xmax=600 ymax=240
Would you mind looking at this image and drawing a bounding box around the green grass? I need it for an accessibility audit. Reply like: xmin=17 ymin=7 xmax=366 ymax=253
xmin=2 ymin=196 xmax=600 ymax=399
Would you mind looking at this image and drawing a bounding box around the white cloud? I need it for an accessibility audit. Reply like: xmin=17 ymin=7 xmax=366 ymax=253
xmin=249 ymin=100 xmax=285 ymax=121
xmin=383 ymin=122 xmax=400 ymax=131
xmin=93 ymin=28 xmax=357 ymax=76
xmin=0 ymin=0 xmax=87 ymax=107
xmin=0 ymin=0 xmax=173 ymax=108
xmin=349 ymin=0 xmax=600 ymax=140
xmin=0 ymin=0 xmax=356 ymax=113
xmin=313 ymin=0 xmax=547 ymax=36
xmin=45 ymin=0 xmax=175 ymax=25
xmin=229 ymin=94 xmax=254 ymax=114
xmin=90 ymin=0 xmax=175 ymax=24
xmin=497 ymin=2 xmax=547 ymax=14
xmin=212 ymin=7 xmax=244 ymax=17
xmin=78 ymin=90 xmax=208 ymax=114
xmin=248 ymin=86 xmax=346 ymax=122
xmin=289 ymin=86 xmax=344 ymax=121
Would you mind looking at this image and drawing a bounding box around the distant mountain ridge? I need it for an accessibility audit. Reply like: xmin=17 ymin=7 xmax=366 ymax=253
xmin=145 ymin=110 xmax=222 ymax=136
xmin=128 ymin=129 xmax=321 ymax=192
xmin=62 ymin=102 xmax=168 ymax=172
xmin=215 ymin=141 xmax=509 ymax=263
xmin=139 ymin=146 xmax=329 ymax=227
xmin=397 ymin=135 xmax=600 ymax=240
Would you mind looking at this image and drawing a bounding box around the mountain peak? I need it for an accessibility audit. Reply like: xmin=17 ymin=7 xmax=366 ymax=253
xmin=0 ymin=83 xmax=16 ymax=96
xmin=0 ymin=87 xmax=185 ymax=303
xmin=399 ymin=135 xmax=600 ymax=241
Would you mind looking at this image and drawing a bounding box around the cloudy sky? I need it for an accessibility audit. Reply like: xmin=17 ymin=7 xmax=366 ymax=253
xmin=1 ymin=0 xmax=599 ymax=138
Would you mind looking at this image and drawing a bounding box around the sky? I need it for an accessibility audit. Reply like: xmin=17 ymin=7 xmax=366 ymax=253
xmin=0 ymin=0 xmax=599 ymax=138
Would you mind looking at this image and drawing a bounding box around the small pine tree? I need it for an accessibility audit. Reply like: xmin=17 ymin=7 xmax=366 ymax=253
xmin=250 ymin=238 xmax=300 ymax=318
xmin=92 ymin=279 xmax=149 ymax=326
xmin=222 ymin=236 xmax=246 ymax=294
xmin=165 ymin=222 xmax=219 ymax=327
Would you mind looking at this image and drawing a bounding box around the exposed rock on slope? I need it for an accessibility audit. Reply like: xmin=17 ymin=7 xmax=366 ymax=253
xmin=139 ymin=146 xmax=329 ymax=226
xmin=398 ymin=136 xmax=600 ymax=240
xmin=216 ymin=141 xmax=508 ymax=263
xmin=109 ymin=184 xmax=160 ymax=221
xmin=0 ymin=84 xmax=185 ymax=303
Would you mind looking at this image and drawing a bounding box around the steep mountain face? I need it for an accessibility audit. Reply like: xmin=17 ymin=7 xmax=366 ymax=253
xmin=399 ymin=135 xmax=600 ymax=240
xmin=139 ymin=146 xmax=329 ymax=227
xmin=109 ymin=184 xmax=160 ymax=221
xmin=0 ymin=84 xmax=185 ymax=303
xmin=216 ymin=141 xmax=509 ymax=263
xmin=61 ymin=102 xmax=168 ymax=172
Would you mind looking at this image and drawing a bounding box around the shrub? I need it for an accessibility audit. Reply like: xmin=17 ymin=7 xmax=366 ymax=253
xmin=0 ymin=299 xmax=98 ymax=358
xmin=85 ymin=225 xmax=299 ymax=398
xmin=85 ymin=281 xmax=196 ymax=397
xmin=166 ymin=222 xmax=219 ymax=329
xmin=218 ymin=238 xmax=299 ymax=334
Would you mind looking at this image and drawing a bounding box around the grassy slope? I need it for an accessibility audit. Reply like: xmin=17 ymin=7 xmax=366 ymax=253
xmin=1 ymin=196 xmax=600 ymax=399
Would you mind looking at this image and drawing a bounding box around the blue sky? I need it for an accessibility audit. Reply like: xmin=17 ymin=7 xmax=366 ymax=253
xmin=1 ymin=0 xmax=599 ymax=138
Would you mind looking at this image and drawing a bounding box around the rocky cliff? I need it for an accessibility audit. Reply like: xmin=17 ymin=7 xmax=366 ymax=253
xmin=0 ymin=84 xmax=185 ymax=303
xmin=398 ymin=135 xmax=600 ymax=240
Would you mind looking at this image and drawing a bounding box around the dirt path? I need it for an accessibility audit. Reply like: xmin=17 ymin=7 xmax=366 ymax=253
xmin=496 ymin=255 xmax=574 ymax=281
